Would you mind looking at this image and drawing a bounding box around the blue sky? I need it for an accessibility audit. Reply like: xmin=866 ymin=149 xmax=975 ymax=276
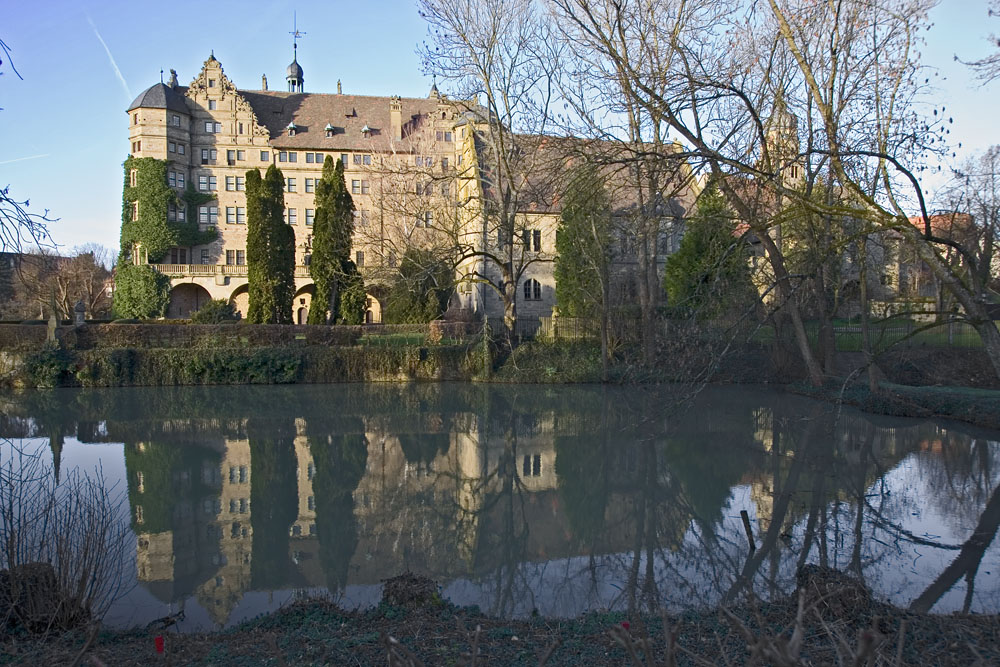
xmin=1 ymin=0 xmax=998 ymax=255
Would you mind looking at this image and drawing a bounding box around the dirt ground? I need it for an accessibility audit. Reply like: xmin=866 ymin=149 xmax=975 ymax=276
xmin=4 ymin=569 xmax=999 ymax=666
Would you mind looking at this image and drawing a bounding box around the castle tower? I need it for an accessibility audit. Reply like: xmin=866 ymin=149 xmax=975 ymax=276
xmin=763 ymin=93 xmax=803 ymax=186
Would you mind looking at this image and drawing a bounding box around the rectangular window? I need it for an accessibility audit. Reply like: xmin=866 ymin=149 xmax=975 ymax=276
xmin=236 ymin=176 xmax=245 ymax=191
xmin=236 ymin=250 xmax=245 ymax=265
xmin=286 ymin=208 xmax=297 ymax=225
xmin=351 ymin=180 xmax=360 ymax=194
xmin=131 ymin=201 xmax=139 ymax=221
xmin=205 ymin=121 xmax=213 ymax=133
xmin=215 ymin=122 xmax=222 ymax=133
xmin=167 ymin=202 xmax=177 ymax=221
xmin=441 ymin=183 xmax=449 ymax=196
xmin=226 ymin=250 xmax=235 ymax=265
xmin=201 ymin=249 xmax=209 ymax=264
xmin=533 ymin=230 xmax=541 ymax=252
xmin=313 ymin=152 xmax=323 ymax=163
xmin=176 ymin=172 xmax=184 ymax=188
xmin=305 ymin=178 xmax=314 ymax=193
xmin=176 ymin=204 xmax=185 ymax=221
xmin=178 ymin=144 xmax=185 ymax=155
xmin=261 ymin=150 xmax=269 ymax=162
xmin=209 ymin=175 xmax=217 ymax=191
xmin=305 ymin=208 xmax=314 ymax=226
xmin=237 ymin=150 xmax=246 ymax=161
xmin=199 ymin=205 xmax=218 ymax=224
xmin=227 ymin=149 xmax=235 ymax=164
xmin=442 ymin=157 xmax=449 ymax=169
xmin=128 ymin=169 xmax=138 ymax=187
xmin=168 ymin=141 xmax=176 ymax=153
xmin=424 ymin=156 xmax=433 ymax=167
xmin=199 ymin=175 xmax=208 ymax=191
xmin=289 ymin=152 xmax=297 ymax=163
xmin=236 ymin=207 xmax=246 ymax=224
xmin=306 ymin=152 xmax=314 ymax=163
xmin=355 ymin=251 xmax=365 ymax=267
xmin=226 ymin=207 xmax=236 ymax=223
xmin=361 ymin=180 xmax=369 ymax=194
xmin=279 ymin=151 xmax=287 ymax=162
xmin=172 ymin=114 xmax=181 ymax=127
xmin=226 ymin=176 xmax=235 ymax=191
xmin=445 ymin=131 xmax=452 ymax=142
xmin=168 ymin=171 xmax=176 ymax=187
xmin=341 ymin=154 xmax=348 ymax=167
xmin=238 ymin=122 xmax=244 ymax=135
xmin=209 ymin=100 xmax=217 ymax=110
xmin=362 ymin=154 xmax=370 ymax=165
xmin=415 ymin=156 xmax=423 ymax=167
xmin=436 ymin=131 xmax=443 ymax=141
xmin=285 ymin=178 xmax=296 ymax=192
xmin=353 ymin=154 xmax=362 ymax=165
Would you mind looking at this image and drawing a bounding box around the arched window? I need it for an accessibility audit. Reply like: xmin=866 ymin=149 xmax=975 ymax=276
xmin=523 ymin=278 xmax=541 ymax=301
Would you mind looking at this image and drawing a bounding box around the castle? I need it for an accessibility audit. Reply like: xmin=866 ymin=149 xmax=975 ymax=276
xmin=124 ymin=46 xmax=703 ymax=327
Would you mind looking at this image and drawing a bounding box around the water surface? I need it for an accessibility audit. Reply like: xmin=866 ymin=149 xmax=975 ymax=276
xmin=2 ymin=383 xmax=998 ymax=631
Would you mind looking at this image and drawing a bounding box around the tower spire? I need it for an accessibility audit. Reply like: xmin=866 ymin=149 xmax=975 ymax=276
xmin=286 ymin=12 xmax=306 ymax=92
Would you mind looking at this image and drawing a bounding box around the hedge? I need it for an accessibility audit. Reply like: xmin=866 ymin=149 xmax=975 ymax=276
xmin=0 ymin=322 xmax=480 ymax=352
xmin=22 ymin=344 xmax=488 ymax=388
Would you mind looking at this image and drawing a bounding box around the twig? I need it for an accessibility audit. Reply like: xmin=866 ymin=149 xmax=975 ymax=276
xmin=537 ymin=638 xmax=561 ymax=666
xmin=68 ymin=621 xmax=101 ymax=667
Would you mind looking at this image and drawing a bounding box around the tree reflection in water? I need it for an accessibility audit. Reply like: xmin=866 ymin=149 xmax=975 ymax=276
xmin=1 ymin=383 xmax=998 ymax=629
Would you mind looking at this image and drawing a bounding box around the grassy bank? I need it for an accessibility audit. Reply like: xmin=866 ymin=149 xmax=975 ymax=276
xmin=5 ymin=569 xmax=997 ymax=666
xmin=794 ymin=381 xmax=1000 ymax=431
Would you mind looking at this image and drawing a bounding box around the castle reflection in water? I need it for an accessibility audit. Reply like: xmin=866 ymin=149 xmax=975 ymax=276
xmin=4 ymin=383 xmax=997 ymax=627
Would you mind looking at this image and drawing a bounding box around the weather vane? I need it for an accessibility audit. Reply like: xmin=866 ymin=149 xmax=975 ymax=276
xmin=290 ymin=12 xmax=306 ymax=57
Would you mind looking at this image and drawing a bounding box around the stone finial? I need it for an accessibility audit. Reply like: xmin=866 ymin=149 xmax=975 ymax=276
xmin=337 ymin=79 xmax=342 ymax=95
xmin=262 ymin=73 xmax=268 ymax=91
xmin=168 ymin=69 xmax=178 ymax=88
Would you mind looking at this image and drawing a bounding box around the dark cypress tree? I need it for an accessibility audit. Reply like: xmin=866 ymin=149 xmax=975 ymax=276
xmin=246 ymin=165 xmax=294 ymax=323
xmin=309 ymin=157 xmax=356 ymax=324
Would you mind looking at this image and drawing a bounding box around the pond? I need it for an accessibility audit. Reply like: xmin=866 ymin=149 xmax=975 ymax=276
xmin=1 ymin=383 xmax=998 ymax=632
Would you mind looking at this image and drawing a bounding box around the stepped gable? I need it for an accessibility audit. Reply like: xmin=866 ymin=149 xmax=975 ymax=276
xmin=127 ymin=82 xmax=190 ymax=113
xmin=238 ymin=91 xmax=446 ymax=151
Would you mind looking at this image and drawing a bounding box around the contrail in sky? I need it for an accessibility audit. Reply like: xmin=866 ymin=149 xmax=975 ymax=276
xmin=87 ymin=16 xmax=131 ymax=101
xmin=0 ymin=154 xmax=50 ymax=166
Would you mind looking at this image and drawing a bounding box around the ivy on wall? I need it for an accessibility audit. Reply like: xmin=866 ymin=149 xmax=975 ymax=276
xmin=119 ymin=157 xmax=217 ymax=263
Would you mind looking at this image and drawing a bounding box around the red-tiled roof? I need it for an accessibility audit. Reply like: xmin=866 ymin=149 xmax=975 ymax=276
xmin=239 ymin=90 xmax=452 ymax=152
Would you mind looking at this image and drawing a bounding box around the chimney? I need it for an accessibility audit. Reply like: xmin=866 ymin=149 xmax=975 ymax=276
xmin=168 ymin=69 xmax=178 ymax=88
xmin=337 ymin=79 xmax=342 ymax=95
xmin=389 ymin=96 xmax=402 ymax=141
xmin=262 ymin=74 xmax=268 ymax=91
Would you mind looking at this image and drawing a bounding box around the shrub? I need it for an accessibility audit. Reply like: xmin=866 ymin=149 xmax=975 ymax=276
xmin=190 ymin=299 xmax=240 ymax=324
xmin=112 ymin=264 xmax=170 ymax=319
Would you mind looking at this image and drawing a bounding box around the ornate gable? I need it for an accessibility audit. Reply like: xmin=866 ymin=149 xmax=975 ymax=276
xmin=186 ymin=54 xmax=270 ymax=140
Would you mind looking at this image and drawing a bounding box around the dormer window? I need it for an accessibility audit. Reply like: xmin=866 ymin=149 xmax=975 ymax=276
xmin=325 ymin=123 xmax=334 ymax=138
xmin=208 ymin=79 xmax=216 ymax=88
xmin=287 ymin=122 xmax=298 ymax=137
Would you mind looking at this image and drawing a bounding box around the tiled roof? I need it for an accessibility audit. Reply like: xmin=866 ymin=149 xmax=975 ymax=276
xmin=127 ymin=83 xmax=190 ymax=114
xmin=238 ymin=90 xmax=449 ymax=152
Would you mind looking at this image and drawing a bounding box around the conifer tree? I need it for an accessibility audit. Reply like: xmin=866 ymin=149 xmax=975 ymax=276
xmin=309 ymin=157 xmax=357 ymax=324
xmin=246 ymin=165 xmax=294 ymax=324
xmin=554 ymin=164 xmax=613 ymax=379
xmin=663 ymin=182 xmax=754 ymax=319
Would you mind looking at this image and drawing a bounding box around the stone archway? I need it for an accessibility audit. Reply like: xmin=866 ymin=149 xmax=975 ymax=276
xmin=364 ymin=293 xmax=382 ymax=324
xmin=168 ymin=283 xmax=212 ymax=319
xmin=230 ymin=284 xmax=249 ymax=319
xmin=294 ymin=284 xmax=315 ymax=324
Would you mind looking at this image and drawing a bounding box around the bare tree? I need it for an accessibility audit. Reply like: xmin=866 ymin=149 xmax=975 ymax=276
xmin=960 ymin=0 xmax=1000 ymax=84
xmin=418 ymin=0 xmax=564 ymax=339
